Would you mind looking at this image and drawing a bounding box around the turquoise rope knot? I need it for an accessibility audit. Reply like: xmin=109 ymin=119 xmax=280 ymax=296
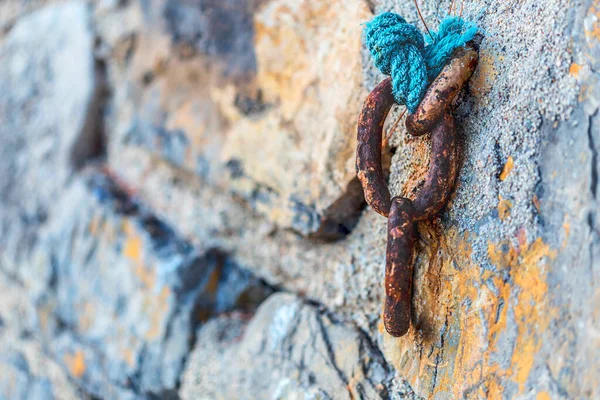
xmin=364 ymin=12 xmax=478 ymax=113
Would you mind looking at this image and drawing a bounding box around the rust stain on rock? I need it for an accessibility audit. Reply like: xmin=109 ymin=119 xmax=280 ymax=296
xmin=381 ymin=228 xmax=558 ymax=398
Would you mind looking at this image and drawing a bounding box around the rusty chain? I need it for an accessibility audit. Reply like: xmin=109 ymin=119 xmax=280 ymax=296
xmin=356 ymin=42 xmax=480 ymax=337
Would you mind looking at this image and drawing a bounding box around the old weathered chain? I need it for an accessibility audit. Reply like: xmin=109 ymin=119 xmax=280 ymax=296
xmin=356 ymin=43 xmax=480 ymax=337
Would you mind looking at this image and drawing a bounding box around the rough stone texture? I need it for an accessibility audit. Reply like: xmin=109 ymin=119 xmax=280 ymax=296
xmin=0 ymin=0 xmax=100 ymax=270
xmin=25 ymin=173 xmax=271 ymax=398
xmin=0 ymin=270 xmax=81 ymax=400
xmin=0 ymin=0 xmax=63 ymax=33
xmin=103 ymin=0 xmax=371 ymax=237
xmin=0 ymin=0 xmax=599 ymax=398
xmin=110 ymin=0 xmax=599 ymax=398
xmin=180 ymin=293 xmax=413 ymax=400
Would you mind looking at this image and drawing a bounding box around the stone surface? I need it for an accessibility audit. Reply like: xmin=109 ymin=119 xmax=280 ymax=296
xmin=0 ymin=0 xmax=60 ymax=33
xmin=0 ymin=0 xmax=599 ymax=399
xmin=25 ymin=173 xmax=272 ymax=398
xmin=104 ymin=0 xmax=371 ymax=237
xmin=0 ymin=270 xmax=81 ymax=400
xmin=180 ymin=293 xmax=414 ymax=400
xmin=108 ymin=0 xmax=600 ymax=398
xmin=0 ymin=0 xmax=100 ymax=270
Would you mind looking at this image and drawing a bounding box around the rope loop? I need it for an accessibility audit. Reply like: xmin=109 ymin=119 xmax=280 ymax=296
xmin=364 ymin=12 xmax=478 ymax=113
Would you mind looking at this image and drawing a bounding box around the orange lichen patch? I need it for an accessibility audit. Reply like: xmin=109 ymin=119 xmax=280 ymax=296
xmin=485 ymin=236 xmax=557 ymax=394
xmin=585 ymin=3 xmax=600 ymax=42
xmin=381 ymin=227 xmax=487 ymax=395
xmin=381 ymin=226 xmax=558 ymax=398
xmin=144 ymin=286 xmax=171 ymax=341
xmin=499 ymin=156 xmax=514 ymax=181
xmin=498 ymin=196 xmax=513 ymax=220
xmin=123 ymin=235 xmax=142 ymax=263
xmin=64 ymin=350 xmax=86 ymax=378
xmin=123 ymin=221 xmax=158 ymax=289
xmin=135 ymin=264 xmax=156 ymax=289
xmin=537 ymin=392 xmax=552 ymax=400
xmin=511 ymin=239 xmax=556 ymax=390
xmin=569 ymin=63 xmax=582 ymax=77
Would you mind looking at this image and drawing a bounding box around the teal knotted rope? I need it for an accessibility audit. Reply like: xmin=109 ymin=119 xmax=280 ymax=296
xmin=364 ymin=13 xmax=478 ymax=113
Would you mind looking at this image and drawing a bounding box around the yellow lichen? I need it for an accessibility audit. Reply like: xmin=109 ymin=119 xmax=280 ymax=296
xmin=123 ymin=235 xmax=142 ymax=263
xmin=569 ymin=63 xmax=581 ymax=77
xmin=64 ymin=350 xmax=86 ymax=378
xmin=499 ymin=156 xmax=514 ymax=181
xmin=134 ymin=263 xmax=156 ymax=289
xmin=381 ymin=227 xmax=558 ymax=398
xmin=585 ymin=3 xmax=600 ymax=42
xmin=536 ymin=391 xmax=552 ymax=400
xmin=497 ymin=196 xmax=513 ymax=220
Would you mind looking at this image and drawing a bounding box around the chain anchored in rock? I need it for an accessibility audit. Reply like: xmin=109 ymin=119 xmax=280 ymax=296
xmin=356 ymin=44 xmax=480 ymax=337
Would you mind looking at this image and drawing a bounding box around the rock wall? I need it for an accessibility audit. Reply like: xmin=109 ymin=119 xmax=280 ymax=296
xmin=0 ymin=0 xmax=599 ymax=399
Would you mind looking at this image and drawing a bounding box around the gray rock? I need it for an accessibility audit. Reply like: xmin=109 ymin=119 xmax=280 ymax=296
xmin=0 ymin=0 xmax=101 ymax=271
xmin=180 ymin=293 xmax=412 ymax=400
xmin=104 ymin=0 xmax=369 ymax=238
xmin=108 ymin=0 xmax=600 ymax=398
xmin=0 ymin=351 xmax=53 ymax=400
xmin=0 ymin=0 xmax=58 ymax=33
xmin=0 ymin=269 xmax=81 ymax=400
xmin=0 ymin=0 xmax=599 ymax=398
xmin=28 ymin=172 xmax=272 ymax=398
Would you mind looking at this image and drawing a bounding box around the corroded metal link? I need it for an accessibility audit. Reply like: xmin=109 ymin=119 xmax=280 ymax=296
xmin=384 ymin=197 xmax=418 ymax=337
xmin=356 ymin=44 xmax=480 ymax=337
xmin=411 ymin=112 xmax=458 ymax=219
xmin=356 ymin=78 xmax=395 ymax=217
xmin=405 ymin=48 xmax=479 ymax=136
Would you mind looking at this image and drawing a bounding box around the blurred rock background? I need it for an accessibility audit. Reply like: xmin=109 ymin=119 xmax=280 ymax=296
xmin=0 ymin=0 xmax=598 ymax=398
